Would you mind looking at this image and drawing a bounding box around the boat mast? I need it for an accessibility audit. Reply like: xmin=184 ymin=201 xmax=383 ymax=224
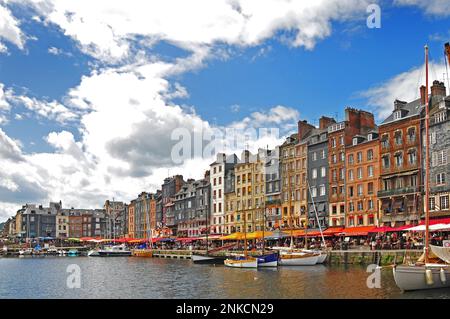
xmin=424 ymin=44 xmax=431 ymax=263
xmin=206 ymin=185 xmax=209 ymax=255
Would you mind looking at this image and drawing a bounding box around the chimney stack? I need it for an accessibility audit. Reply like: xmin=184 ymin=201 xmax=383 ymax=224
xmin=420 ymin=85 xmax=427 ymax=105
xmin=319 ymin=116 xmax=336 ymax=129
xmin=431 ymin=80 xmax=446 ymax=99
xmin=297 ymin=120 xmax=315 ymax=141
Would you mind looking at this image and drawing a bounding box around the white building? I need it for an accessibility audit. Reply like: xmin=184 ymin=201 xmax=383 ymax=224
xmin=209 ymin=153 xmax=238 ymax=235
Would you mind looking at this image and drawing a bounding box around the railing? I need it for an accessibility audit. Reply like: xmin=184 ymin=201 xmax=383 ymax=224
xmin=377 ymin=187 xmax=420 ymax=197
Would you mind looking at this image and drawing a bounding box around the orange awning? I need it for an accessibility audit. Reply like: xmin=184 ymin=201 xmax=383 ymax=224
xmin=340 ymin=226 xmax=376 ymax=236
xmin=322 ymin=227 xmax=345 ymax=236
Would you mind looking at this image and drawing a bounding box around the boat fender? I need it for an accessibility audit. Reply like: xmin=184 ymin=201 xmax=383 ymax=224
xmin=425 ymin=269 xmax=434 ymax=285
xmin=440 ymin=268 xmax=447 ymax=284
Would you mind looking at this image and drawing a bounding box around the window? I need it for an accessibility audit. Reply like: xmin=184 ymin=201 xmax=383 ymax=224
xmin=440 ymin=196 xmax=449 ymax=210
xmin=312 ymin=152 xmax=317 ymax=161
xmin=368 ymin=200 xmax=374 ymax=210
xmin=321 ymin=167 xmax=326 ymax=177
xmin=348 ymin=154 xmax=354 ymax=165
xmin=349 ymin=170 xmax=354 ymax=181
xmin=432 ymin=150 xmax=447 ymax=167
xmin=429 ymin=197 xmax=435 ymax=211
xmin=332 ymin=170 xmax=337 ymax=181
xmin=435 ymin=111 xmax=447 ymax=123
xmin=357 ymin=152 xmax=362 ymax=163
xmin=382 ymin=155 xmax=390 ymax=168
xmin=357 ymin=167 xmax=363 ymax=179
xmin=368 ymin=215 xmax=375 ymax=225
xmin=436 ymin=173 xmax=446 ymax=185
xmin=368 ymin=166 xmax=374 ymax=177
xmin=332 ymin=154 xmax=337 ymax=164
xmin=357 ymin=201 xmax=363 ymax=211
xmin=339 ymin=136 xmax=344 ymax=145
xmin=368 ymin=182 xmax=374 ymax=194
xmin=322 ymin=150 xmax=326 ymax=159
xmin=394 ymin=131 xmax=402 ymax=145
xmin=349 ymin=203 xmax=354 ymax=212
xmin=381 ymin=135 xmax=389 ymax=148
xmin=340 ymin=152 xmax=345 ymax=162
xmin=340 ymin=204 xmax=345 ymax=214
xmin=394 ymin=153 xmax=403 ymax=167
xmin=352 ymin=138 xmax=358 ymax=146
xmin=349 ymin=186 xmax=354 ymax=197
xmin=408 ymin=150 xmax=417 ymax=165
xmin=393 ymin=111 xmax=402 ymax=120
xmin=367 ymin=149 xmax=373 ymax=160
xmin=357 ymin=185 xmax=363 ymax=196
xmin=319 ymin=185 xmax=326 ymax=196
xmin=331 ymin=138 xmax=336 ymax=148
xmin=312 ymin=169 xmax=318 ymax=179
xmin=332 ymin=206 xmax=337 ymax=214
xmin=340 ymin=168 xmax=345 ymax=180
xmin=311 ymin=187 xmax=317 ymax=198
xmin=407 ymin=128 xmax=416 ymax=142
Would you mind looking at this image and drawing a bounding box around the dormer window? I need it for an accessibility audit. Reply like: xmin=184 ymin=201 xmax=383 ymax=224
xmin=352 ymin=138 xmax=358 ymax=146
xmin=393 ymin=111 xmax=402 ymax=120
xmin=367 ymin=134 xmax=373 ymax=141
xmin=434 ymin=111 xmax=447 ymax=124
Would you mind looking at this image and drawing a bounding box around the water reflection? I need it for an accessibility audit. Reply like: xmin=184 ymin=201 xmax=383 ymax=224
xmin=0 ymin=257 xmax=449 ymax=299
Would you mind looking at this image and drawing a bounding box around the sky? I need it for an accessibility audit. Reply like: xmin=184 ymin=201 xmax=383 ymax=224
xmin=1 ymin=0 xmax=450 ymax=221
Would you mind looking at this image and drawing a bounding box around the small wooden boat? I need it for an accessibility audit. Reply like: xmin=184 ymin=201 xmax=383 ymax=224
xmin=256 ymin=252 xmax=278 ymax=267
xmin=278 ymin=251 xmax=320 ymax=266
xmin=224 ymin=256 xmax=258 ymax=268
xmin=131 ymin=249 xmax=153 ymax=257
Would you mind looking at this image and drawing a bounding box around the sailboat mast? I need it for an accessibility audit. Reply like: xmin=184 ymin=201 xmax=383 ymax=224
xmin=206 ymin=187 xmax=209 ymax=254
xmin=244 ymin=201 xmax=248 ymax=258
xmin=424 ymin=45 xmax=431 ymax=263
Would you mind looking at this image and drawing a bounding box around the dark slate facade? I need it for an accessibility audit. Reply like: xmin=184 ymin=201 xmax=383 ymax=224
xmin=422 ymin=83 xmax=450 ymax=218
xmin=307 ymin=128 xmax=329 ymax=228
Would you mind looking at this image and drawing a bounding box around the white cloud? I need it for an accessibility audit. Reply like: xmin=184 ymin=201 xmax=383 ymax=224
xmin=0 ymin=2 xmax=25 ymax=49
xmin=0 ymin=83 xmax=10 ymax=110
xmin=361 ymin=62 xmax=447 ymax=120
xmin=394 ymin=0 xmax=450 ymax=16
xmin=19 ymin=0 xmax=375 ymax=64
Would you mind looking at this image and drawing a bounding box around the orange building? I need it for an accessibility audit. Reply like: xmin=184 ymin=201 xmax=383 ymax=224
xmin=328 ymin=108 xmax=376 ymax=227
xmin=345 ymin=131 xmax=380 ymax=227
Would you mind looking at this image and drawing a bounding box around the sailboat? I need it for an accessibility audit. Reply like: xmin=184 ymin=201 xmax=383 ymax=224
xmin=192 ymin=202 xmax=227 ymax=265
xmin=278 ymin=170 xmax=320 ymax=266
xmin=304 ymin=180 xmax=328 ymax=264
xmin=255 ymin=205 xmax=278 ymax=267
xmin=224 ymin=204 xmax=258 ymax=268
xmin=393 ymin=45 xmax=450 ymax=291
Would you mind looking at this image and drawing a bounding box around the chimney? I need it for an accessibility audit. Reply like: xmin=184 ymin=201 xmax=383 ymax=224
xmin=297 ymin=120 xmax=315 ymax=141
xmin=431 ymin=80 xmax=446 ymax=98
xmin=319 ymin=116 xmax=336 ymax=129
xmin=420 ymin=85 xmax=427 ymax=105
xmin=394 ymin=99 xmax=407 ymax=110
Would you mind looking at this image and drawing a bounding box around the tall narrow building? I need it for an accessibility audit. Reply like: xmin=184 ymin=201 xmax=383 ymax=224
xmin=378 ymin=95 xmax=423 ymax=226
xmin=422 ymin=81 xmax=450 ymax=220
xmin=307 ymin=116 xmax=335 ymax=228
xmin=209 ymin=153 xmax=238 ymax=235
xmin=264 ymin=147 xmax=282 ymax=230
xmin=328 ymin=108 xmax=375 ymax=227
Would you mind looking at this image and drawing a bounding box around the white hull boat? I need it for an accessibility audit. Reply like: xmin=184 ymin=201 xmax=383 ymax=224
xmin=224 ymin=257 xmax=258 ymax=268
xmin=279 ymin=251 xmax=320 ymax=266
xmin=393 ymin=264 xmax=450 ymax=291
xmin=87 ymin=249 xmax=100 ymax=257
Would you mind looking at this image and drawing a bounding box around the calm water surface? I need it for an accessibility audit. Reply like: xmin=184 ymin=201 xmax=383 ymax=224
xmin=0 ymin=257 xmax=449 ymax=299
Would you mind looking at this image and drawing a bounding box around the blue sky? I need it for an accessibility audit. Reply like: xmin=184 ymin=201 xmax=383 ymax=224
xmin=1 ymin=0 xmax=450 ymax=219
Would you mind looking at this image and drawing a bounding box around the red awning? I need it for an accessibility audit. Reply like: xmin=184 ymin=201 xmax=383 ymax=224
xmin=418 ymin=217 xmax=450 ymax=226
xmin=323 ymin=227 xmax=345 ymax=236
xmin=340 ymin=226 xmax=376 ymax=236
xmin=175 ymin=237 xmax=198 ymax=243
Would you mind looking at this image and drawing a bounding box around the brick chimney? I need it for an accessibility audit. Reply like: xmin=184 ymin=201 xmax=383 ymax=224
xmin=297 ymin=120 xmax=315 ymax=141
xmin=431 ymin=80 xmax=446 ymax=98
xmin=420 ymin=85 xmax=427 ymax=105
xmin=319 ymin=116 xmax=336 ymax=129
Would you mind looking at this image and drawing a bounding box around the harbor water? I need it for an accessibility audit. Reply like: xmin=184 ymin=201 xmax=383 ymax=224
xmin=0 ymin=257 xmax=449 ymax=299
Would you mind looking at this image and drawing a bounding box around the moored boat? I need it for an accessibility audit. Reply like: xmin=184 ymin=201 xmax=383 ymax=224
xmin=192 ymin=253 xmax=227 ymax=264
xmin=224 ymin=256 xmax=258 ymax=268
xmin=278 ymin=251 xmax=320 ymax=266
xmin=131 ymin=249 xmax=153 ymax=257
xmin=256 ymin=252 xmax=278 ymax=267
xmin=98 ymin=244 xmax=132 ymax=257
xmin=87 ymin=249 xmax=100 ymax=257
xmin=393 ymin=264 xmax=450 ymax=291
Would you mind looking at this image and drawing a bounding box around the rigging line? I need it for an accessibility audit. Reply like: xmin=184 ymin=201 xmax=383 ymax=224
xmin=428 ymin=50 xmax=439 ymax=83
xmin=445 ymin=50 xmax=450 ymax=91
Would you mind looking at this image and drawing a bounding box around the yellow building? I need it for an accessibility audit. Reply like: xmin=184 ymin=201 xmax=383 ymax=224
xmin=233 ymin=150 xmax=266 ymax=233
xmin=280 ymin=134 xmax=298 ymax=228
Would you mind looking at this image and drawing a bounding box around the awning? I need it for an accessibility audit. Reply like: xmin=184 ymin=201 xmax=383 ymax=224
xmin=220 ymin=232 xmax=244 ymax=240
xmin=176 ymin=237 xmax=198 ymax=243
xmin=323 ymin=227 xmax=345 ymax=236
xmin=369 ymin=225 xmax=411 ymax=233
xmin=340 ymin=226 xmax=376 ymax=236
xmin=245 ymin=231 xmax=274 ymax=240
